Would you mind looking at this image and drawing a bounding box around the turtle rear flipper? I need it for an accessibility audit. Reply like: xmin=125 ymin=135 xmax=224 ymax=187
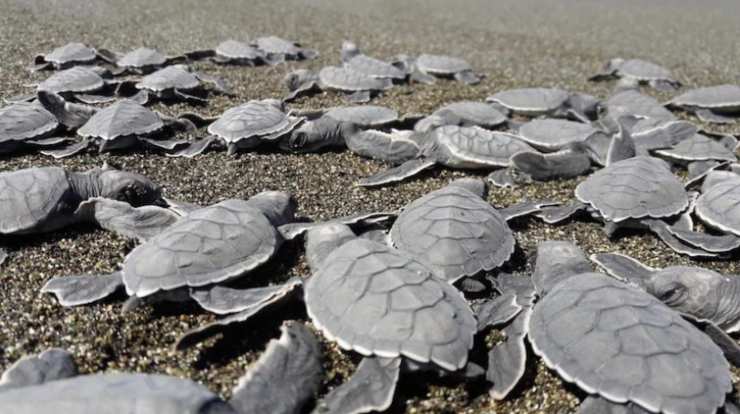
xmin=357 ymin=158 xmax=436 ymax=187
xmin=41 ymin=272 xmax=123 ymax=307
xmin=316 ymin=357 xmax=400 ymax=414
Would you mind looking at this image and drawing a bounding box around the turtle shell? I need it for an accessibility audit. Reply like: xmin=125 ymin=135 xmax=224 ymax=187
xmin=344 ymin=54 xmax=406 ymax=80
xmin=0 ymin=167 xmax=72 ymax=234
xmin=216 ymin=40 xmax=264 ymax=60
xmin=319 ymin=66 xmax=392 ymax=92
xmin=431 ymin=125 xmax=534 ymax=168
xmin=0 ymin=373 xmax=232 ymax=414
xmin=617 ymin=59 xmax=673 ymax=81
xmin=43 ymin=42 xmax=96 ymax=65
xmin=605 ymin=90 xmax=675 ymax=121
xmin=435 ymin=101 xmax=507 ymax=128
xmin=487 ymin=88 xmax=569 ymax=115
xmin=122 ymin=199 xmax=280 ymax=297
xmin=669 ymin=85 xmax=740 ymax=113
xmin=529 ymin=272 xmax=731 ymax=414
xmin=254 ymin=36 xmax=300 ymax=56
xmin=37 ymin=66 xmax=105 ymax=94
xmin=324 ymin=105 xmax=399 ymax=128
xmin=416 ymin=54 xmax=471 ymax=74
xmin=208 ymin=101 xmax=301 ymax=143
xmin=77 ymin=100 xmax=164 ymax=141
xmin=695 ymin=178 xmax=740 ymax=236
xmin=304 ymin=238 xmax=476 ymax=371
xmin=117 ymin=47 xmax=167 ymax=68
xmin=0 ymin=103 xmax=59 ymax=144
xmin=518 ymin=119 xmax=598 ymax=152
xmin=137 ymin=65 xmax=200 ymax=92
xmin=390 ymin=183 xmax=515 ymax=282
xmin=575 ymin=156 xmax=688 ymax=222
xmin=655 ymin=134 xmax=736 ymax=162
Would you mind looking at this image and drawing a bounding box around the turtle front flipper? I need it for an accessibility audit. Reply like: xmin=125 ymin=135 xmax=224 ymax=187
xmin=345 ymin=129 xmax=420 ymax=164
xmin=36 ymin=91 xmax=97 ymax=129
xmin=473 ymin=292 xmax=521 ymax=332
xmin=695 ymin=108 xmax=736 ymax=124
xmin=357 ymin=158 xmax=436 ymax=187
xmin=499 ymin=200 xmax=557 ymax=221
xmin=41 ymin=272 xmax=123 ymax=307
xmin=667 ymin=227 xmax=740 ymax=253
xmin=228 ymin=322 xmax=322 ymax=414
xmin=590 ymin=252 xmax=655 ymax=288
xmin=166 ymin=136 xmax=217 ymax=158
xmin=190 ymin=278 xmax=302 ymax=315
xmin=76 ymin=198 xmax=180 ymax=242
xmin=486 ymin=308 xmax=531 ymax=400
xmin=642 ymin=219 xmax=721 ymax=258
xmin=534 ymin=200 xmax=588 ymax=224
xmin=39 ymin=139 xmax=90 ymax=159
xmin=315 ymin=357 xmax=401 ymax=414
xmin=0 ymin=348 xmax=77 ymax=392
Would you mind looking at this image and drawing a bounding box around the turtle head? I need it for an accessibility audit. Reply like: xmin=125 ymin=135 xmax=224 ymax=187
xmin=305 ymin=224 xmax=356 ymax=272
xmin=533 ymin=241 xmax=593 ymax=296
xmin=246 ymin=191 xmax=296 ymax=227
xmin=97 ymin=166 xmax=163 ymax=207
xmin=645 ymin=266 xmax=725 ymax=320
xmin=279 ymin=117 xmax=355 ymax=153
xmin=340 ymin=40 xmax=360 ymax=62
xmin=448 ymin=178 xmax=488 ymax=199
xmin=283 ymin=69 xmax=317 ymax=92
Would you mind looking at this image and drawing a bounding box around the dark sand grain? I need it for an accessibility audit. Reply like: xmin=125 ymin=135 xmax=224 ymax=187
xmin=1 ymin=0 xmax=739 ymax=412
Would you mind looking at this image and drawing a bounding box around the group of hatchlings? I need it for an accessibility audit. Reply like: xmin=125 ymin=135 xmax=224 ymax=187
xmin=1 ymin=35 xmax=740 ymax=414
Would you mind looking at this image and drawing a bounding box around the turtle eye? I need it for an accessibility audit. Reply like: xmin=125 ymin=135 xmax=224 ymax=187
xmin=658 ymin=283 xmax=685 ymax=305
xmin=291 ymin=133 xmax=307 ymax=150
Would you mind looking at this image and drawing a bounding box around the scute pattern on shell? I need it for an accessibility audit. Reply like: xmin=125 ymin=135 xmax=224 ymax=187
xmin=0 ymin=103 xmax=58 ymax=143
xmin=77 ymin=100 xmax=163 ymax=140
xmin=137 ymin=65 xmax=200 ymax=91
xmin=529 ymin=272 xmax=731 ymax=414
xmin=118 ymin=47 xmax=167 ymax=68
xmin=44 ymin=42 xmax=96 ymax=64
xmin=123 ymin=199 xmax=279 ymax=297
xmin=319 ymin=66 xmax=392 ymax=92
xmin=390 ymin=185 xmax=515 ymax=282
xmin=433 ymin=126 xmax=534 ymax=168
xmin=207 ymin=101 xmax=297 ymax=142
xmin=655 ymin=134 xmax=736 ymax=162
xmin=518 ymin=119 xmax=597 ymax=151
xmin=0 ymin=167 xmax=70 ymax=234
xmin=605 ymin=90 xmax=675 ymax=121
xmin=695 ymin=180 xmax=740 ymax=236
xmin=305 ymin=238 xmax=476 ymax=371
xmin=37 ymin=67 xmax=104 ymax=94
xmin=575 ymin=156 xmax=688 ymax=222
xmin=436 ymin=101 xmax=507 ymax=127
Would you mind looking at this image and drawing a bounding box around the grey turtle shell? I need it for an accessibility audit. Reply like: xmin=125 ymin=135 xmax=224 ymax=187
xmin=669 ymin=85 xmax=740 ymax=112
xmin=518 ymin=119 xmax=599 ymax=152
xmin=0 ymin=103 xmax=58 ymax=144
xmin=612 ymin=59 xmax=674 ymax=81
xmin=0 ymin=167 xmax=71 ymax=234
xmin=123 ymin=199 xmax=280 ymax=297
xmin=305 ymin=238 xmax=476 ymax=371
xmin=208 ymin=100 xmax=301 ymax=143
xmin=655 ymin=134 xmax=736 ymax=162
xmin=324 ymin=105 xmax=399 ymax=128
xmin=427 ymin=101 xmax=508 ymax=129
xmin=319 ymin=66 xmax=392 ymax=92
xmin=43 ymin=42 xmax=96 ymax=65
xmin=0 ymin=372 xmax=234 ymax=414
xmin=529 ymin=272 xmax=731 ymax=414
xmin=137 ymin=65 xmax=201 ymax=92
xmin=430 ymin=125 xmax=535 ymax=168
xmin=695 ymin=179 xmax=740 ymax=236
xmin=487 ymin=88 xmax=569 ymax=115
xmin=254 ymin=36 xmax=308 ymax=58
xmin=345 ymin=54 xmax=406 ymax=80
xmin=77 ymin=99 xmax=164 ymax=141
xmin=575 ymin=156 xmax=688 ymax=222
xmin=390 ymin=183 xmax=515 ymax=282
xmin=37 ymin=66 xmax=105 ymax=94
xmin=215 ymin=39 xmax=264 ymax=60
xmin=605 ymin=90 xmax=675 ymax=122
xmin=416 ymin=54 xmax=472 ymax=74
xmin=117 ymin=47 xmax=168 ymax=69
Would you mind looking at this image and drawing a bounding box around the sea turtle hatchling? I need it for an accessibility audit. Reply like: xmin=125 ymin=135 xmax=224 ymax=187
xmin=408 ymin=53 xmax=481 ymax=85
xmin=515 ymin=118 xmax=606 ymax=152
xmin=187 ymin=39 xmax=277 ymax=66
xmin=340 ymin=40 xmax=408 ymax=81
xmin=666 ymin=84 xmax=740 ymax=124
xmin=30 ymin=42 xmax=116 ymax=72
xmin=0 ymin=102 xmax=70 ymax=155
xmin=112 ymin=47 xmax=186 ymax=74
xmin=0 ymin=164 xmax=163 ymax=236
xmin=592 ymin=251 xmax=740 ymax=334
xmin=253 ymin=35 xmax=318 ymax=61
xmin=590 ymin=58 xmax=681 ymax=91
xmin=414 ymin=101 xmax=508 ymax=132
xmin=283 ymin=66 xmax=393 ymax=103
xmin=134 ymin=64 xmax=231 ymax=104
xmin=486 ymin=87 xmax=598 ymax=121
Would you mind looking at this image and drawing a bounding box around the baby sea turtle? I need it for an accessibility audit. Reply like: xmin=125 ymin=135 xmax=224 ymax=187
xmin=667 ymin=84 xmax=740 ymax=124
xmin=193 ymin=39 xmax=276 ymax=65
xmin=414 ymin=101 xmax=508 ymax=132
xmin=389 ymin=178 xmax=545 ymax=283
xmin=0 ymin=102 xmax=67 ymax=155
xmin=526 ymin=241 xmax=732 ymax=414
xmin=113 ymin=47 xmax=185 ymax=74
xmin=135 ymin=65 xmax=230 ymax=104
xmin=356 ymin=125 xmax=535 ymax=187
xmin=655 ymin=133 xmax=736 ymax=166
xmin=0 ymin=348 xmax=76 ymax=391
xmin=284 ymin=66 xmax=393 ymax=103
xmin=516 ymin=118 xmax=604 ymax=152
xmin=410 ymin=53 xmax=481 ymax=85
xmin=590 ymin=58 xmax=680 ymax=91
xmin=341 ymin=41 xmax=408 ymax=81
xmin=253 ymin=35 xmax=318 ymax=60
xmin=592 ymin=251 xmax=740 ymax=333
xmin=43 ymin=192 xmax=296 ymax=309
xmin=486 ymin=87 xmax=597 ymax=120
xmin=34 ymin=66 xmax=123 ymax=105
xmin=605 ymin=89 xmax=676 ymax=122
xmin=0 ymin=164 xmax=162 ymax=236
xmin=30 ymin=42 xmax=116 ymax=72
